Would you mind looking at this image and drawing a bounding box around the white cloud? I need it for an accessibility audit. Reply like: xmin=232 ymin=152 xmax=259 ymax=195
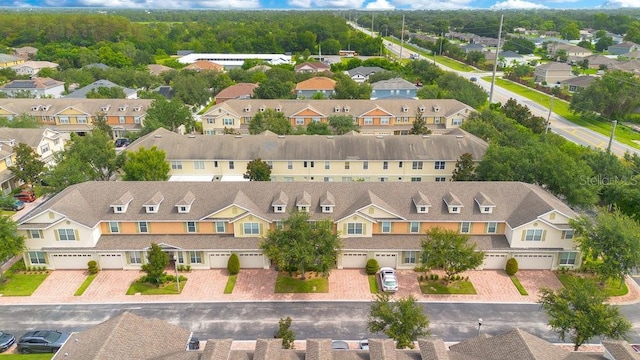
xmin=490 ymin=0 xmax=546 ymax=9
xmin=600 ymin=0 xmax=640 ymax=7
xmin=38 ymin=0 xmax=259 ymax=8
xmin=365 ymin=0 xmax=394 ymax=9
xmin=391 ymin=0 xmax=472 ymax=9
xmin=287 ymin=0 xmax=365 ymax=7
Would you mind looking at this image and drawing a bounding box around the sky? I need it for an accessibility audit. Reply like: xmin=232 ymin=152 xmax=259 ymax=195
xmin=0 ymin=0 xmax=639 ymax=10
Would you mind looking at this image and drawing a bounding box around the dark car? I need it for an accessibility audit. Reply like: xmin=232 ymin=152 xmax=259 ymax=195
xmin=470 ymin=77 xmax=478 ymax=82
xmin=0 ymin=331 xmax=15 ymax=353
xmin=16 ymin=330 xmax=70 ymax=354
xmin=114 ymin=138 xmax=130 ymax=148
xmin=14 ymin=192 xmax=36 ymax=203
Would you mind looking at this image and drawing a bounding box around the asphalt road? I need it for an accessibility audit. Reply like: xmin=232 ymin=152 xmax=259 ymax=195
xmin=2 ymin=301 xmax=640 ymax=344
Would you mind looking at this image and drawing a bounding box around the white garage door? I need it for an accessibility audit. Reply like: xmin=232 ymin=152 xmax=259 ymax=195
xmin=209 ymin=253 xmax=231 ymax=268
xmin=375 ymin=253 xmax=397 ymax=268
xmin=50 ymin=253 xmax=93 ymax=269
xmin=342 ymin=253 xmax=368 ymax=268
xmin=99 ymin=253 xmax=123 ymax=269
xmin=239 ymin=253 xmax=265 ymax=268
xmin=483 ymin=253 xmax=507 ymax=269
xmin=514 ymin=254 xmax=554 ymax=270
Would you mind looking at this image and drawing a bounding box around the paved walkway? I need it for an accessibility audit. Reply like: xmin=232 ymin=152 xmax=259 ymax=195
xmin=1 ymin=268 xmax=638 ymax=305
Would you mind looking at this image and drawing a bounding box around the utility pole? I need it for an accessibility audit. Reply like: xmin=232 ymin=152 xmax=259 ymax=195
xmin=607 ymin=120 xmax=618 ymax=152
xmin=371 ymin=12 xmax=374 ymax=37
xmin=545 ymin=95 xmax=554 ymax=134
xmin=489 ymin=13 xmax=504 ymax=104
xmin=399 ymin=14 xmax=405 ymax=62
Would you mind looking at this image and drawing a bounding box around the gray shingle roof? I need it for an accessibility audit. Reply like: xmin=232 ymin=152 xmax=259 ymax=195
xmin=0 ymin=98 xmax=152 ymax=117
xmin=347 ymin=66 xmax=384 ymax=77
xmin=0 ymin=127 xmax=52 ymax=148
xmin=65 ymin=79 xmax=137 ymax=99
xmin=601 ymin=340 xmax=640 ymax=360
xmin=372 ymin=77 xmax=418 ymax=90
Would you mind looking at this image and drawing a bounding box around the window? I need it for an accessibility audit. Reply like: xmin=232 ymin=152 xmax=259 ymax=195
xmin=178 ymin=206 xmax=187 ymax=213
xmin=78 ymin=116 xmax=88 ymax=124
xmin=176 ymin=251 xmax=185 ymax=264
xmin=381 ymin=221 xmax=391 ymax=233
xmin=323 ymin=206 xmax=333 ymax=213
xmin=380 ymin=118 xmax=389 ymax=125
xmin=224 ymin=118 xmax=234 ymax=126
xmin=560 ymin=252 xmax=577 ymax=265
xmin=118 ymin=116 xmax=125 ymax=124
xmin=190 ymin=251 xmax=203 ymax=264
xmin=324 ymin=161 xmax=330 ymax=170
xmin=129 ymin=251 xmax=142 ymax=264
xmin=460 ymin=222 xmax=471 ymax=233
xmin=57 ymin=229 xmax=76 ymax=241
xmin=347 ymin=223 xmax=364 ymax=235
xmin=284 ymin=177 xmax=294 ymax=182
xmin=59 ymin=116 xmax=69 ymax=124
xmin=28 ymin=230 xmax=42 ymax=239
xmin=451 ymin=207 xmax=459 ymax=213
xmin=214 ymin=161 xmax=218 ymax=168
xmin=412 ymin=161 xmax=423 ymax=170
xmin=229 ymin=161 xmax=234 ymax=170
xmin=398 ymin=161 xmax=403 ymax=168
xmin=342 ymin=176 xmax=353 ymax=182
xmin=417 ymin=206 xmax=427 ymax=213
xmin=434 ymin=161 xmax=446 ymax=170
xmin=345 ymin=162 xmax=350 ymax=170
xmin=525 ymin=229 xmax=544 ymax=241
xmin=207 ymin=118 xmax=214 ymax=124
xmin=403 ymin=251 xmax=417 ymax=264
xmin=411 ymin=177 xmax=422 ymax=182
xmin=379 ymin=177 xmax=388 ymax=182
xmin=364 ymin=118 xmax=373 ymax=125
xmin=171 ymin=161 xmax=182 ymax=170
xmin=138 ymin=221 xmax=149 ymax=233
xmin=109 ymin=222 xmax=120 ymax=233
xmin=29 ymin=251 xmax=46 ymax=265
xmin=54 ymin=138 xmax=60 ymax=146
xmin=410 ymin=222 xmax=420 ymax=233
xmin=562 ymin=230 xmax=575 ymax=239
xmin=194 ymin=161 xmax=205 ymax=170
xmin=5 ymin=158 xmax=12 ymax=167
xmin=40 ymin=143 xmax=50 ymax=153
xmin=487 ymin=222 xmax=497 ymax=234
xmin=295 ymin=118 xmax=304 ymax=125
xmin=363 ymin=161 xmax=368 ymax=170
xmin=274 ymin=205 xmax=284 ymax=213
xmin=434 ymin=117 xmax=441 ymax=124
xmin=435 ymin=177 xmax=446 ymax=182
xmin=304 ymin=161 xmax=314 ymax=168
xmin=215 ymin=221 xmax=226 ymax=233
xmin=324 ymin=177 xmax=333 ymax=182
xmin=453 ymin=118 xmax=463 ymax=126
xmin=288 ymin=161 xmax=293 ymax=170
xmin=298 ymin=206 xmax=309 ymax=212
xmin=383 ymin=161 xmax=388 ymax=170
xmin=275 ymin=221 xmax=284 ymax=230
xmin=243 ymin=222 xmax=260 ymax=235
xmin=186 ymin=221 xmax=197 ymax=233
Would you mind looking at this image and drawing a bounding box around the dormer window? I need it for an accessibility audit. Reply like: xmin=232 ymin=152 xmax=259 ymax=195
xmin=31 ymin=106 xmax=39 ymax=111
xmin=133 ymin=106 xmax=141 ymax=111
xmin=451 ymin=207 xmax=460 ymax=213
xmin=298 ymin=206 xmax=309 ymax=212
xmin=275 ymin=106 xmax=282 ymax=112
xmin=111 ymin=191 xmax=133 ymax=214
xmin=118 ymin=106 xmax=127 ymax=111
xmin=344 ymin=106 xmax=350 ymax=112
xmin=114 ymin=206 xmax=124 ymax=213
xmin=145 ymin=205 xmax=157 ymax=213
xmin=101 ymin=105 xmax=110 ymax=112
xmin=334 ymin=106 xmax=341 ymax=112
xmin=42 ymin=105 xmax=51 ymax=111
xmin=443 ymin=192 xmax=463 ymax=214
xmin=259 ymin=106 xmax=265 ymax=112
xmin=402 ymin=105 xmax=409 ymax=113
xmin=244 ymin=105 xmax=251 ymax=112
xmin=144 ymin=191 xmax=164 ymax=213
xmin=418 ymin=206 xmax=427 ymax=213
xmin=433 ymin=105 xmax=441 ymax=112
xmin=419 ymin=105 xmax=426 ymax=112
xmin=322 ymin=205 xmax=334 ymax=213
xmin=175 ymin=191 xmax=194 ymax=214
xmin=475 ymin=192 xmax=495 ymax=214
xmin=274 ymin=205 xmax=285 ymax=213
xmin=178 ymin=206 xmax=189 ymax=213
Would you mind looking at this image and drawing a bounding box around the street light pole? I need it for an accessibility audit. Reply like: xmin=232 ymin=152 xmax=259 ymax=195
xmin=489 ymin=13 xmax=504 ymax=104
xmin=607 ymin=120 xmax=618 ymax=152
xmin=545 ymin=95 xmax=555 ymax=135
xmin=477 ymin=318 xmax=483 ymax=336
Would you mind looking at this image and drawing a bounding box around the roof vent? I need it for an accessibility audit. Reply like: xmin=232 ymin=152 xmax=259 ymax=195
xmin=278 ymin=135 xmax=285 ymax=138
xmin=188 ymin=134 xmax=196 ymax=138
xmin=326 ymin=135 xmax=334 ymax=139
xmin=235 ymin=135 xmax=242 ymax=138
xmin=456 ymin=135 xmax=464 ymax=139
xmin=423 ymin=135 xmax=430 ymax=138
xmin=154 ymin=135 xmax=162 ymax=138
xmin=376 ymin=135 xmax=384 ymax=139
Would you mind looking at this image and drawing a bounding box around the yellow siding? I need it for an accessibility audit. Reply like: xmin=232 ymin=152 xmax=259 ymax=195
xmin=233 ymin=216 xmax=269 ymax=237
xmin=207 ymin=206 xmax=247 ymax=219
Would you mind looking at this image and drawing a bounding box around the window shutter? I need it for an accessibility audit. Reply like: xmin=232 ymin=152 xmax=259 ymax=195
xmin=342 ymin=224 xmax=347 ymax=234
xmin=135 ymin=224 xmax=139 ymax=233
xmin=521 ymin=231 xmax=526 ymax=241
xmin=542 ymin=230 xmax=547 ymax=241
xmin=54 ymin=230 xmax=59 ymax=241
xmin=362 ymin=223 xmax=367 ymax=234
xmin=147 ymin=223 xmax=151 ymax=233
xmin=26 ymin=231 xmax=31 ymax=239
xmin=184 ymin=222 xmax=188 ymax=232
xmin=74 ymin=230 xmax=79 ymax=241
xmin=195 ymin=222 xmax=199 ymax=233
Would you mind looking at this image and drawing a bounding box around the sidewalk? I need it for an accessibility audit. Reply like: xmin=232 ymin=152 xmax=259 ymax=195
xmin=1 ymin=269 xmax=638 ymax=305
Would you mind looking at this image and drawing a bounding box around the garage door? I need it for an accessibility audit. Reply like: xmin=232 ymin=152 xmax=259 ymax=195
xmin=342 ymin=253 xmax=368 ymax=268
xmin=375 ymin=253 xmax=397 ymax=268
xmin=513 ymin=254 xmax=554 ymax=270
xmin=209 ymin=253 xmax=231 ymax=268
xmin=483 ymin=254 xmax=507 ymax=269
xmin=239 ymin=253 xmax=265 ymax=268
xmin=50 ymin=253 xmax=93 ymax=269
xmin=99 ymin=253 xmax=123 ymax=269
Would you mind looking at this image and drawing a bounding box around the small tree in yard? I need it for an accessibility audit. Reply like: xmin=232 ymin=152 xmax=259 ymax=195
xmin=367 ymin=293 xmax=429 ymax=349
xmin=141 ymin=243 xmax=169 ymax=286
xmin=227 ymin=253 xmax=240 ymax=275
xmin=419 ymin=227 xmax=484 ymax=281
xmin=87 ymin=260 xmax=99 ymax=275
xmin=274 ymin=316 xmax=295 ymax=349
xmin=8 ymin=143 xmax=45 ymax=186
xmin=366 ymin=259 xmax=379 ymax=275
xmin=539 ymin=277 xmax=631 ymax=351
xmin=0 ymin=216 xmax=25 ymax=282
xmin=505 ymin=258 xmax=518 ymax=276
xmin=244 ymin=158 xmax=271 ymax=181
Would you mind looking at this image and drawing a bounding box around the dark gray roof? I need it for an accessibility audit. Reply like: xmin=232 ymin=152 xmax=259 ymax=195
xmin=372 ymin=78 xmax=418 ymax=90
xmin=347 ymin=66 xmax=384 ymax=77
xmin=601 ymin=340 xmax=640 ymax=360
xmin=65 ymin=79 xmax=137 ymax=99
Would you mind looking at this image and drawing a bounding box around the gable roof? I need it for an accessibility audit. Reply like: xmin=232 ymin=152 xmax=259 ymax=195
xmin=537 ymin=62 xmax=572 ymax=71
xmin=347 ymin=66 xmax=384 ymax=77
xmin=0 ymin=77 xmax=63 ymax=90
xmin=559 ymin=76 xmax=595 ymax=87
xmin=371 ymin=77 xmax=418 ymax=90
xmin=184 ymin=60 xmax=223 ymax=71
xmin=0 ymin=127 xmax=61 ymax=148
xmin=148 ymin=64 xmax=173 ymax=76
xmin=215 ymin=83 xmax=258 ymax=101
xmin=295 ymin=76 xmax=336 ymax=91
xmin=65 ymin=79 xmax=137 ymax=99
xmin=294 ymin=61 xmax=330 ymax=71
xmin=0 ymin=54 xmax=22 ymax=63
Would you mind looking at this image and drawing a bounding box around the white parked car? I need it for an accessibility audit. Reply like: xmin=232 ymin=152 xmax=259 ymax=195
xmin=378 ymin=267 xmax=398 ymax=292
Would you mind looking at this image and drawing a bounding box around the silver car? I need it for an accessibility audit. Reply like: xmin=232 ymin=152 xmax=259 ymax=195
xmin=378 ymin=267 xmax=398 ymax=292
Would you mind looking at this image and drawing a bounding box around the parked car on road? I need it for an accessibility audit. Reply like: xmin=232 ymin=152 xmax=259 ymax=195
xmin=14 ymin=191 xmax=36 ymax=203
xmin=2 ymin=199 xmax=24 ymax=211
xmin=378 ymin=267 xmax=398 ymax=292
xmin=470 ymin=77 xmax=478 ymax=82
xmin=0 ymin=331 xmax=15 ymax=353
xmin=358 ymin=339 xmax=369 ymax=350
xmin=16 ymin=330 xmax=70 ymax=354
xmin=114 ymin=138 xmax=131 ymax=148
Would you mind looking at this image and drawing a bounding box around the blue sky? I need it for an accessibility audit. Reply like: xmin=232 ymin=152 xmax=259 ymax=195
xmin=0 ymin=0 xmax=638 ymax=10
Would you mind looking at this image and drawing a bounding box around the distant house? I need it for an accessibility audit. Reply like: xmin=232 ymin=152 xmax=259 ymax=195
xmin=620 ymin=50 xmax=640 ymax=59
xmin=485 ymin=51 xmax=527 ymax=67
xmin=0 ymin=127 xmax=66 ymax=166
xmin=370 ymin=78 xmax=418 ymax=100
xmin=294 ymin=61 xmax=331 ymax=74
xmin=65 ymin=79 xmax=138 ymax=99
xmin=460 ymin=43 xmax=485 ymax=54
xmin=573 ymin=54 xmax=618 ymax=69
xmin=346 ymin=66 xmax=384 ymax=83
xmin=214 ymin=83 xmax=258 ymax=103
xmin=11 ymin=60 xmax=59 ymax=76
xmin=153 ymin=85 xmax=174 ymax=100
xmin=547 ymin=42 xmax=592 ymax=58
xmin=608 ymin=41 xmax=640 ymax=55
xmin=183 ymin=60 xmax=224 ymax=72
xmin=534 ymin=62 xmax=573 ymax=84
xmin=609 ymin=59 xmax=640 ymax=75
xmin=0 ymin=54 xmax=24 ymax=68
xmin=0 ymin=77 xmax=65 ymax=98
xmin=13 ymin=46 xmax=38 ymax=60
xmin=295 ymin=76 xmax=336 ymax=99
xmin=560 ymin=75 xmax=595 ymax=92
xmin=147 ymin=64 xmax=173 ymax=76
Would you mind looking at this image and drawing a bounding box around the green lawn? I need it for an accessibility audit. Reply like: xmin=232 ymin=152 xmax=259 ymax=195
xmin=0 ymin=269 xmax=49 ymax=296
xmin=0 ymin=354 xmax=52 ymax=360
xmin=126 ymin=279 xmax=186 ymax=295
xmin=555 ymin=272 xmax=628 ymax=297
xmin=74 ymin=274 xmax=96 ymax=296
xmin=275 ymin=274 xmax=328 ymax=293
xmin=485 ymin=77 xmax=640 ymax=149
xmin=224 ymin=274 xmax=237 ymax=294
xmin=510 ymin=275 xmax=528 ymax=295
xmin=384 ymin=37 xmax=475 ymax=72
xmin=419 ymin=279 xmax=477 ymax=294
xmin=368 ymin=275 xmax=379 ymax=293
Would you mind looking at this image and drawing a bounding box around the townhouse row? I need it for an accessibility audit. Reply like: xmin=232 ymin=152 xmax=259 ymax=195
xmin=18 ymin=181 xmax=580 ymax=272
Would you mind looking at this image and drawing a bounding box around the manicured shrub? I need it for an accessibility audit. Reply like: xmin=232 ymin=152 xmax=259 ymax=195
xmin=365 ymin=259 xmax=379 ymax=275
xmin=87 ymin=260 xmax=99 ymax=275
xmin=505 ymin=258 xmax=519 ymax=276
xmin=227 ymin=253 xmax=240 ymax=275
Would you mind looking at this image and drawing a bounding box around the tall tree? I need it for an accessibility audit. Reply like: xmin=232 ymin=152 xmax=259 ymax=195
xmin=419 ymin=227 xmax=484 ymax=280
xmin=122 ymin=146 xmax=170 ymax=181
xmin=253 ymin=77 xmax=294 ymax=99
xmin=244 ymin=158 xmax=271 ymax=181
xmin=143 ymin=97 xmax=195 ymax=134
xmin=502 ymin=37 xmax=536 ymax=55
xmin=539 ymin=277 xmax=631 ymax=351
xmin=248 ymin=109 xmax=292 ymax=135
xmin=260 ymin=211 xmax=341 ymax=280
xmin=367 ymin=293 xmax=429 ymax=349
xmin=8 ymin=143 xmax=45 ymax=186
xmin=328 ymin=115 xmax=358 ymax=135
xmin=274 ymin=317 xmax=295 ymax=350
xmin=570 ymin=70 xmax=640 ymax=121
xmin=570 ymin=208 xmax=640 ymax=286
xmin=0 ymin=216 xmax=25 ymax=282
xmin=141 ymin=243 xmax=169 ymax=286
xmin=332 ymin=73 xmax=372 ymax=99
xmin=409 ymin=107 xmax=431 ymax=135
xmin=86 ymin=86 xmax=126 ymax=99
xmin=92 ymin=112 xmax=113 ymax=137
xmin=451 ymin=153 xmax=477 ymax=181
xmin=0 ymin=113 xmax=40 ymax=128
